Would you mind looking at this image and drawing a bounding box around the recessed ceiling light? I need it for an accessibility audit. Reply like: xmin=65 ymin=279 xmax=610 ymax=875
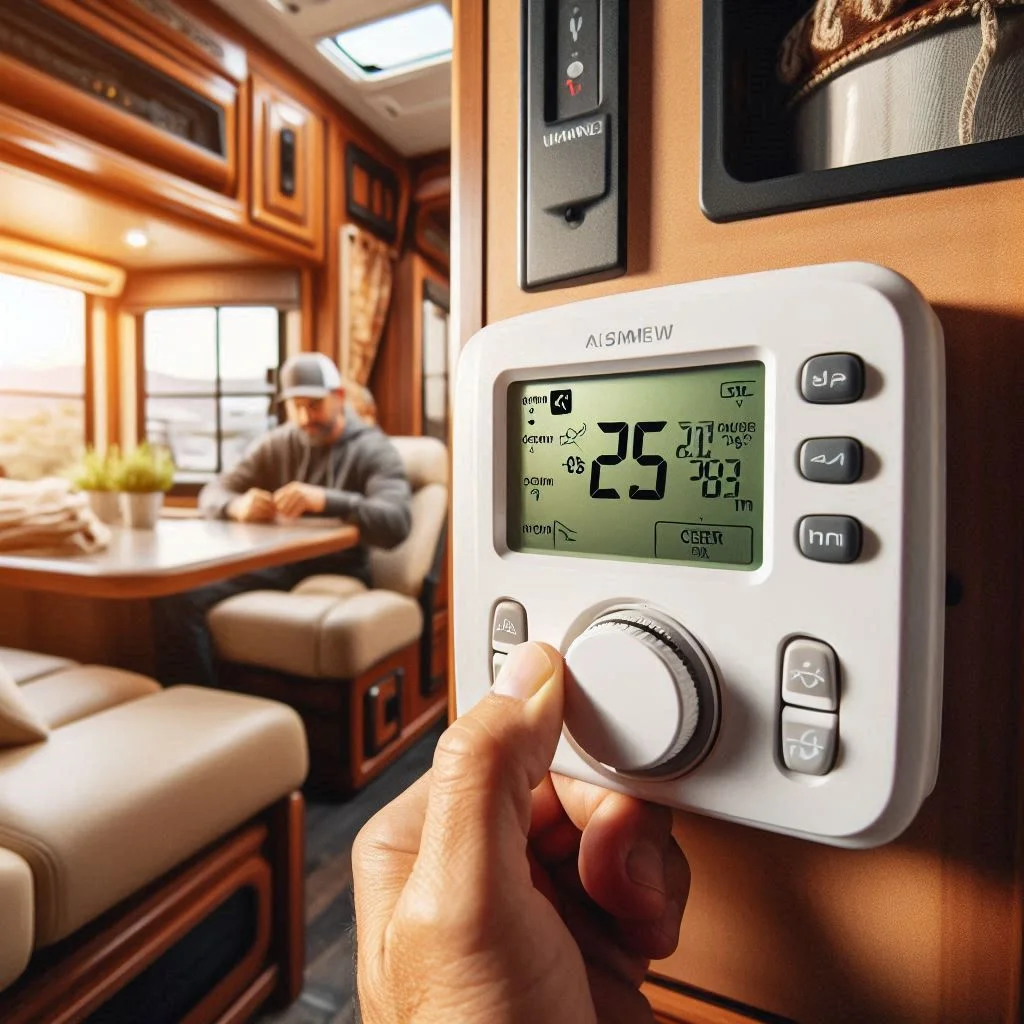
xmin=318 ymin=3 xmax=452 ymax=82
xmin=124 ymin=229 xmax=149 ymax=249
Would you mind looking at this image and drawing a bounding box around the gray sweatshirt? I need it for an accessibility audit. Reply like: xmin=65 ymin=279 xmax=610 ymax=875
xmin=199 ymin=416 xmax=412 ymax=553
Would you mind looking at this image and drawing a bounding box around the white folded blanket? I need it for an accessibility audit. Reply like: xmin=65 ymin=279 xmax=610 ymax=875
xmin=0 ymin=478 xmax=111 ymax=554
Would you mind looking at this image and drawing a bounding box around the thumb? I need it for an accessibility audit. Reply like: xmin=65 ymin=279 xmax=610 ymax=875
xmin=411 ymin=642 xmax=564 ymax=905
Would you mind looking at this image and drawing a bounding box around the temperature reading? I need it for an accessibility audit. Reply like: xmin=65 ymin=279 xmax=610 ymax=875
xmin=590 ymin=422 xmax=668 ymax=500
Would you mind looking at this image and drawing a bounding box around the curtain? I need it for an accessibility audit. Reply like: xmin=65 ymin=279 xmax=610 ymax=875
xmin=341 ymin=226 xmax=395 ymax=386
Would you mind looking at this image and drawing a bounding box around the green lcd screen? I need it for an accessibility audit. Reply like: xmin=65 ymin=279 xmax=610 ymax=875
xmin=507 ymin=362 xmax=766 ymax=569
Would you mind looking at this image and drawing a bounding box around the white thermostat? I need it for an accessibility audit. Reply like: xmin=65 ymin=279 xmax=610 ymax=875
xmin=453 ymin=263 xmax=945 ymax=848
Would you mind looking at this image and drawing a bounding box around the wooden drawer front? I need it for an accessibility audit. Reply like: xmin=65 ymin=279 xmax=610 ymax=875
xmin=250 ymin=72 xmax=324 ymax=250
xmin=0 ymin=0 xmax=240 ymax=194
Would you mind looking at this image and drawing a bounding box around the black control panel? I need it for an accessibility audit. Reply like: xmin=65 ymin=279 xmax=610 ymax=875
xmin=520 ymin=0 xmax=628 ymax=290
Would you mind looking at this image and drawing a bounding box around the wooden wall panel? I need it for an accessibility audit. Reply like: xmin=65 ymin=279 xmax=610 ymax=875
xmin=477 ymin=3 xmax=1024 ymax=1021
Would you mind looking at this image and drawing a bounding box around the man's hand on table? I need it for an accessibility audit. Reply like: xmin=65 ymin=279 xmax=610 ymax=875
xmin=227 ymin=489 xmax=276 ymax=523
xmin=272 ymin=482 xmax=327 ymax=519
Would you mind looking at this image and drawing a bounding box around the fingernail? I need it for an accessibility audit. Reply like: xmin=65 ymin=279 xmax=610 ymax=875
xmin=626 ymin=841 xmax=666 ymax=895
xmin=492 ymin=643 xmax=552 ymax=700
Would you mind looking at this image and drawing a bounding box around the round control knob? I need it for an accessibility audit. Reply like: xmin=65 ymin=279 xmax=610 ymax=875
xmin=564 ymin=609 xmax=713 ymax=776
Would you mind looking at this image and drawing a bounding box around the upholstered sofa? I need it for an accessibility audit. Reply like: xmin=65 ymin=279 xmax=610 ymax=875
xmin=208 ymin=436 xmax=449 ymax=795
xmin=0 ymin=646 xmax=309 ymax=1023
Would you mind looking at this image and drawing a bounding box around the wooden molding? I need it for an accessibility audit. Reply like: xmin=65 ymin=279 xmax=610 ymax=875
xmin=6 ymin=0 xmax=240 ymax=195
xmin=268 ymin=793 xmax=306 ymax=1006
xmin=451 ymin=0 xmax=486 ymax=351
xmin=74 ymin=0 xmax=249 ymax=83
xmin=0 ymin=234 xmax=125 ymax=296
xmin=0 ymin=102 xmax=324 ymax=266
xmin=0 ymin=824 xmax=272 ymax=1024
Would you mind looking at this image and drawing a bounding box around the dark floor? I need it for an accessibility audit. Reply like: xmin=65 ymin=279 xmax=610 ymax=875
xmin=258 ymin=722 xmax=444 ymax=1024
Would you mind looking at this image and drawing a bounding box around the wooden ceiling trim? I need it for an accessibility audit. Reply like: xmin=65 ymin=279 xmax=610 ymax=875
xmin=0 ymin=234 xmax=125 ymax=296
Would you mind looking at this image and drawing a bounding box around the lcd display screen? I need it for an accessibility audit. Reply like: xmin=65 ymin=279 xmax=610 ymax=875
xmin=507 ymin=362 xmax=766 ymax=569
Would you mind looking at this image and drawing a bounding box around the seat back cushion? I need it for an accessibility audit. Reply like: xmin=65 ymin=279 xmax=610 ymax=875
xmin=389 ymin=436 xmax=448 ymax=490
xmin=20 ymin=666 xmax=160 ymax=730
xmin=0 ymin=847 xmax=33 ymax=993
xmin=370 ymin=482 xmax=447 ymax=597
xmin=0 ymin=647 xmax=75 ymax=686
xmin=0 ymin=660 xmax=49 ymax=748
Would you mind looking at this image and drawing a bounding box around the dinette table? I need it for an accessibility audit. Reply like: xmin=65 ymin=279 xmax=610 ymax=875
xmin=0 ymin=513 xmax=359 ymax=672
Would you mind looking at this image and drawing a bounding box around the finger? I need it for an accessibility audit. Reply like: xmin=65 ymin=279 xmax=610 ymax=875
xmin=529 ymin=774 xmax=582 ymax=866
xmin=552 ymin=775 xmax=680 ymax=921
xmin=352 ymin=771 xmax=432 ymax=958
xmin=587 ymin=964 xmax=657 ymax=1024
xmin=401 ymin=643 xmax=564 ymax=928
xmin=614 ymin=840 xmax=689 ymax=961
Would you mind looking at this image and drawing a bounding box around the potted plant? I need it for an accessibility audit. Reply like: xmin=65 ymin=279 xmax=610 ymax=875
xmin=114 ymin=443 xmax=175 ymax=528
xmin=70 ymin=446 xmax=122 ymax=524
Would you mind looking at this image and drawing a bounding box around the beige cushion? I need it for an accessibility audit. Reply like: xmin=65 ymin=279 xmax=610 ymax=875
xmin=390 ymin=436 xmax=448 ymax=489
xmin=0 ymin=686 xmax=307 ymax=948
xmin=370 ymin=482 xmax=447 ymax=596
xmin=210 ymin=591 xmax=340 ymax=678
xmin=0 ymin=848 xmax=33 ymax=993
xmin=0 ymin=662 xmax=48 ymax=749
xmin=319 ymin=591 xmax=423 ymax=677
xmin=20 ymin=666 xmax=160 ymax=730
xmin=291 ymin=574 xmax=368 ymax=600
xmin=210 ymin=589 xmax=422 ymax=678
xmin=0 ymin=647 xmax=76 ymax=685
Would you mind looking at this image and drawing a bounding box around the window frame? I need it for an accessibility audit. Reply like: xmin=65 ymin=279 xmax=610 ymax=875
xmin=136 ymin=306 xmax=286 ymax=497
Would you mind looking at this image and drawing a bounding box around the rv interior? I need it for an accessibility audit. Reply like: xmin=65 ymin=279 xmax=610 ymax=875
xmin=0 ymin=0 xmax=1020 ymax=1022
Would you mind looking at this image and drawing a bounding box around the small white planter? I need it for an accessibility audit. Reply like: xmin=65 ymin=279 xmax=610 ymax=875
xmin=84 ymin=490 xmax=121 ymax=525
xmin=120 ymin=491 xmax=164 ymax=529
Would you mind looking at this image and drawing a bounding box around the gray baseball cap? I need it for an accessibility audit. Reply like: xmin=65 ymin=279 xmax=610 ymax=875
xmin=277 ymin=353 xmax=344 ymax=401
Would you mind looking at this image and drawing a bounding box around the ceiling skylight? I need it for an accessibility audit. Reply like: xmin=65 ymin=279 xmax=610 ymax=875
xmin=319 ymin=4 xmax=453 ymax=81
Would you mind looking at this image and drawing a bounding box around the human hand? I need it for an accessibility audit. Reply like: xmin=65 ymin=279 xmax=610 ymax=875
xmin=272 ymin=481 xmax=326 ymax=518
xmin=226 ymin=488 xmax=275 ymax=522
xmin=353 ymin=642 xmax=689 ymax=1024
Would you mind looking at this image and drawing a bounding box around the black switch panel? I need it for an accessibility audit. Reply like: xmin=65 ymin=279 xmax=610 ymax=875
xmin=279 ymin=127 xmax=296 ymax=198
xmin=553 ymin=0 xmax=599 ymax=121
xmin=521 ymin=0 xmax=627 ymax=290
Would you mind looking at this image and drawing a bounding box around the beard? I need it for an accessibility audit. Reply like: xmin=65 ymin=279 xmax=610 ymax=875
xmin=298 ymin=420 xmax=337 ymax=446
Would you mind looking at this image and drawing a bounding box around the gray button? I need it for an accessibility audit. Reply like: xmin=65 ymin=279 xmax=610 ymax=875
xmin=492 ymin=651 xmax=508 ymax=683
xmin=799 ymin=438 xmax=862 ymax=484
xmin=798 ymin=515 xmax=861 ymax=563
xmin=801 ymin=354 xmax=864 ymax=404
xmin=782 ymin=638 xmax=839 ymax=711
xmin=781 ymin=707 xmax=838 ymax=775
xmin=492 ymin=600 xmax=527 ymax=652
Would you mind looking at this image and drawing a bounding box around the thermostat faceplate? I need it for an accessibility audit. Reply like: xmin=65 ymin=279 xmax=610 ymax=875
xmin=454 ymin=263 xmax=945 ymax=848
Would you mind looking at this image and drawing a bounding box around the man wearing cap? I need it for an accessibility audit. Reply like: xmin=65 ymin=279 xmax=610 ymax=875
xmin=152 ymin=353 xmax=411 ymax=687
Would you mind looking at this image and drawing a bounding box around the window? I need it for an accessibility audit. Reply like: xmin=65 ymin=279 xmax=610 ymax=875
xmin=142 ymin=307 xmax=282 ymax=481
xmin=0 ymin=273 xmax=87 ymax=480
xmin=319 ymin=3 xmax=453 ymax=81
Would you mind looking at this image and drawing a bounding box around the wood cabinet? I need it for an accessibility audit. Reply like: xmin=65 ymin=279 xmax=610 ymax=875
xmin=465 ymin=1 xmax=1024 ymax=1021
xmin=249 ymin=71 xmax=325 ymax=254
xmin=0 ymin=0 xmax=243 ymax=195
